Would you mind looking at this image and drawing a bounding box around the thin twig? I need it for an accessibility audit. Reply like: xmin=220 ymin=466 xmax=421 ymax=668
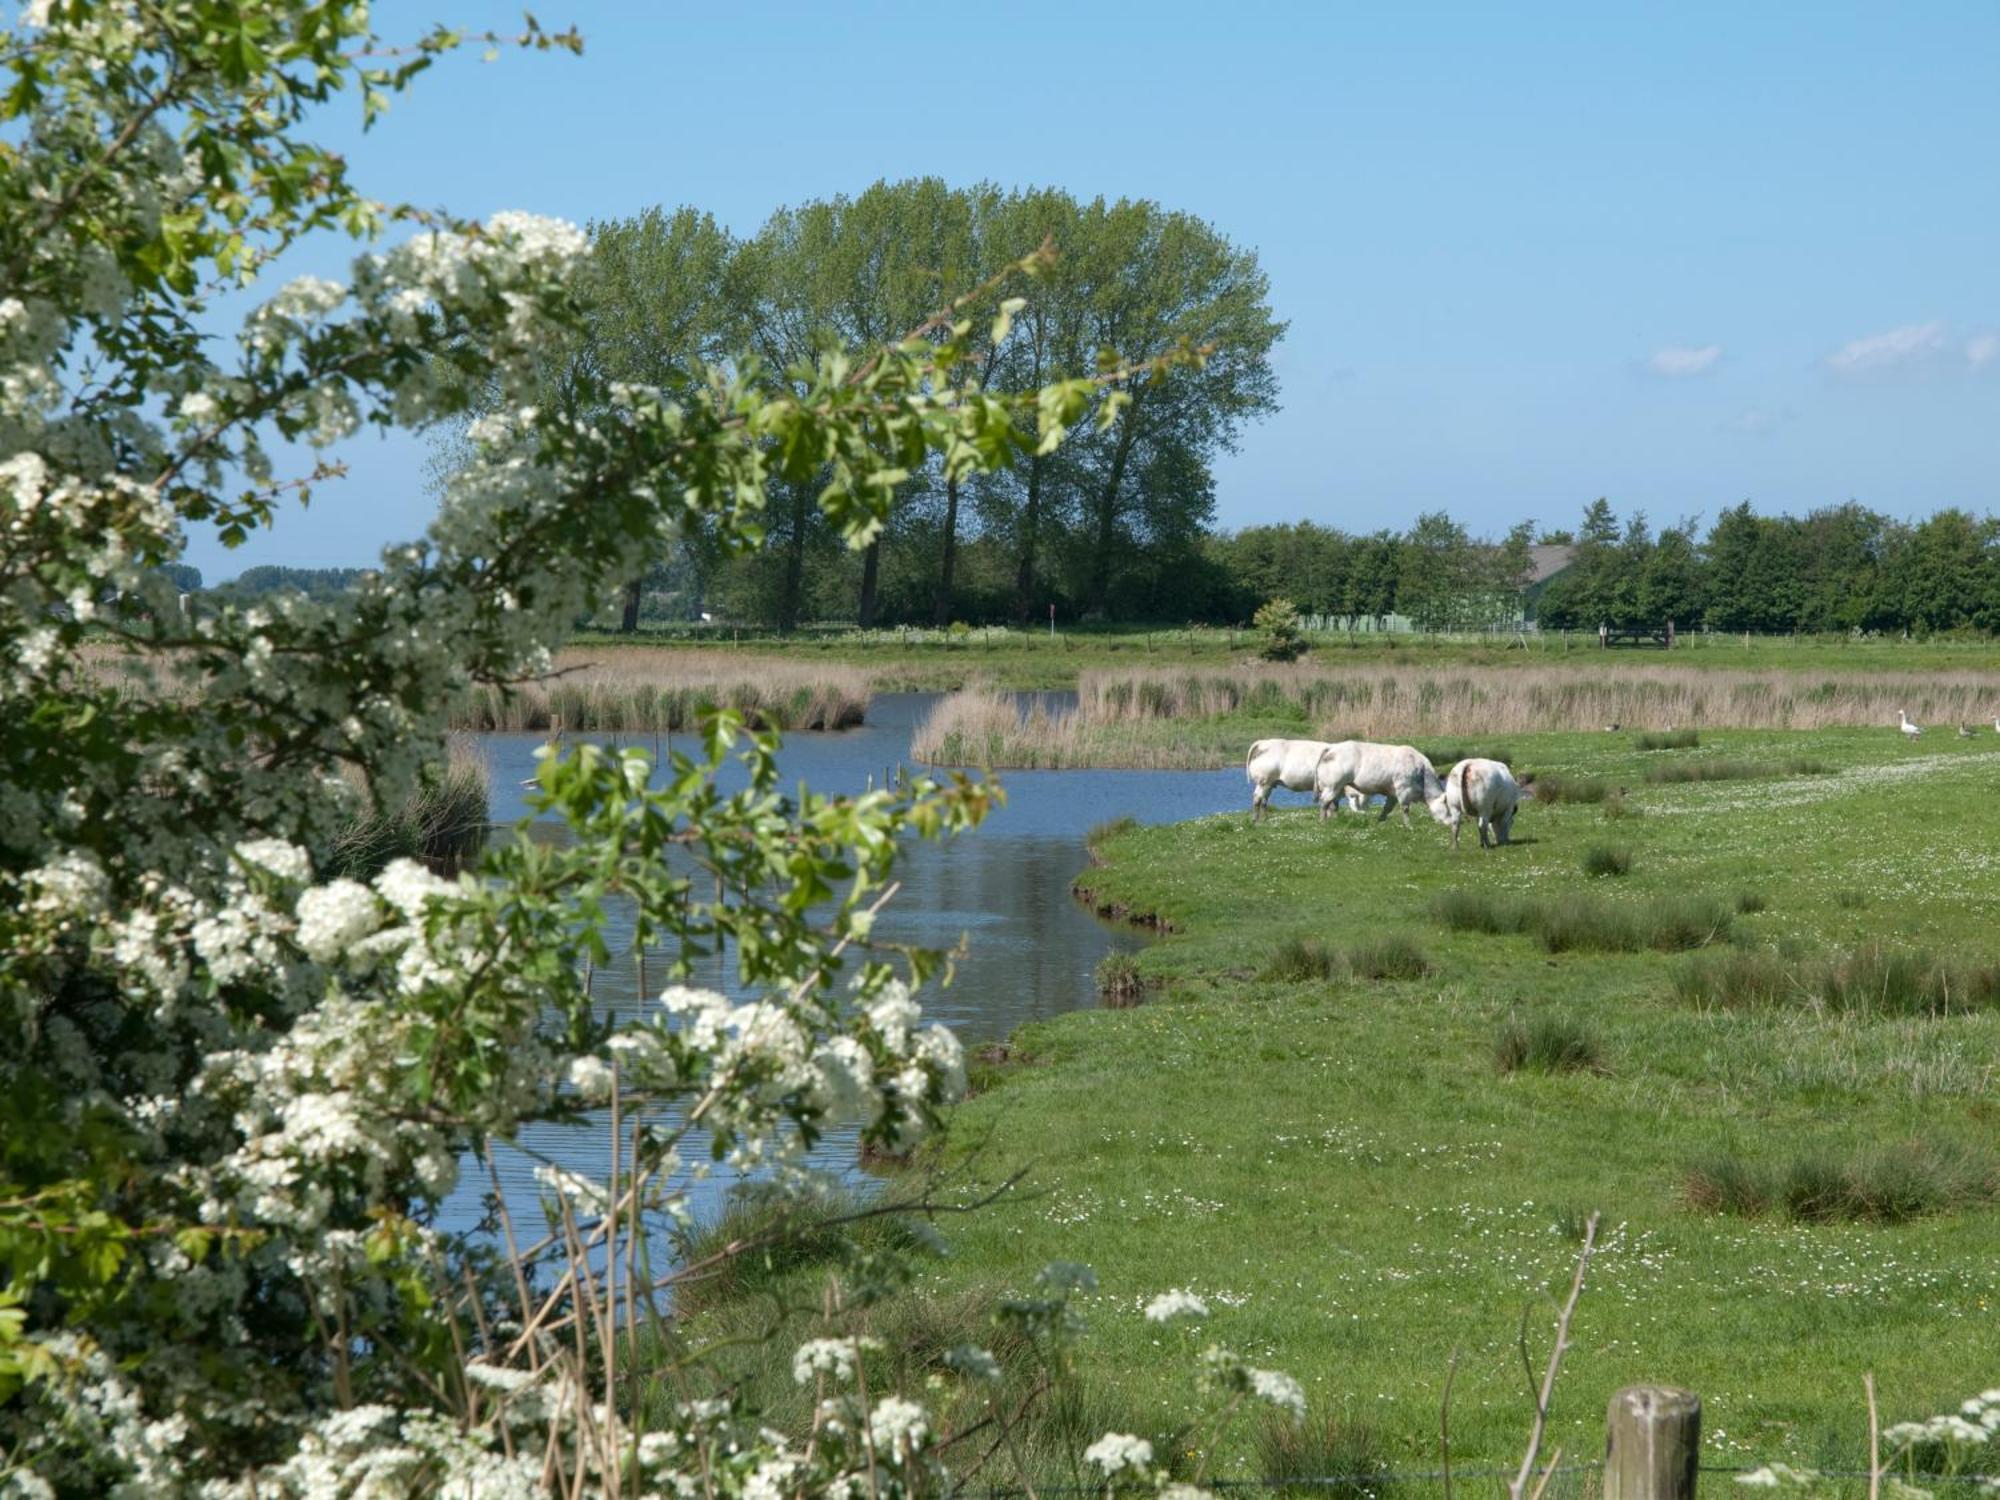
xmin=1440 ymin=1344 xmax=1462 ymax=1500
xmin=1508 ymin=1212 xmax=1600 ymax=1500
xmin=1866 ymin=1373 xmax=1882 ymax=1500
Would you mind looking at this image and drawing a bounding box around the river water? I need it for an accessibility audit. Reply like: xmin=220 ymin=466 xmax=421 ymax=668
xmin=439 ymin=693 xmax=1253 ymax=1236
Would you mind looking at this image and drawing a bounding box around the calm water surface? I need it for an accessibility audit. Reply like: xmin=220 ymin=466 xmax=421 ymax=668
xmin=440 ymin=693 xmax=1251 ymax=1235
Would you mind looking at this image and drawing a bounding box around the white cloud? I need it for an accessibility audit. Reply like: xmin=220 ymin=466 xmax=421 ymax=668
xmin=1823 ymin=320 xmax=1948 ymax=377
xmin=1646 ymin=344 xmax=1722 ymax=378
xmin=1724 ymin=406 xmax=1795 ymax=437
xmin=1968 ymin=332 xmax=2000 ymax=371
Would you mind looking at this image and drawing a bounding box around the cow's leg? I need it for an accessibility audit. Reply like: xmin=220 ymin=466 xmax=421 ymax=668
xmin=1375 ymin=794 xmax=1391 ymax=824
xmin=1251 ymin=783 xmax=1265 ymax=823
xmin=1450 ymin=814 xmax=1462 ymax=850
xmin=1498 ymin=809 xmax=1514 ymax=845
xmin=1478 ymin=815 xmax=1493 ymax=849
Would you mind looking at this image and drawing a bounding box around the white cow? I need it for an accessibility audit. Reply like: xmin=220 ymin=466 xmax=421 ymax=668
xmin=1313 ymin=741 xmax=1446 ymax=826
xmin=1433 ymin=757 xmax=1520 ymax=849
xmin=1246 ymin=738 xmax=1361 ymax=822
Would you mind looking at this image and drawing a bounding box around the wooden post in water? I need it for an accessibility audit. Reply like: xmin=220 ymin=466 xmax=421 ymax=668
xmin=1603 ymin=1385 xmax=1701 ymax=1500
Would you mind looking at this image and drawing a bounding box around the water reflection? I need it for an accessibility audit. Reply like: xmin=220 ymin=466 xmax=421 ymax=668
xmin=439 ymin=693 xmax=1249 ymax=1238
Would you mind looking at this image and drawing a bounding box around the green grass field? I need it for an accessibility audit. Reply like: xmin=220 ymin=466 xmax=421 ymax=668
xmin=893 ymin=727 xmax=2000 ymax=1479
xmin=573 ymin=624 xmax=2000 ymax=692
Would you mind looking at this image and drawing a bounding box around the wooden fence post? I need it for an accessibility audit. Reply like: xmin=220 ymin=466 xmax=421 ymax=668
xmin=1603 ymin=1385 xmax=1701 ymax=1500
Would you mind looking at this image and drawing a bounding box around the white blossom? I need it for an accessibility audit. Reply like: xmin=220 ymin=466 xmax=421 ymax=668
xmin=1144 ymin=1288 xmax=1210 ymax=1323
xmin=1084 ymin=1432 xmax=1153 ymax=1476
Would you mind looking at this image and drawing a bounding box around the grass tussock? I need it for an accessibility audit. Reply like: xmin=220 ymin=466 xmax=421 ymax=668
xmin=1261 ymin=936 xmax=1340 ymax=983
xmin=1685 ymin=1140 xmax=1999 ymax=1224
xmin=1671 ymin=944 xmax=2000 ymax=1017
xmin=669 ymin=1186 xmax=926 ymax=1320
xmin=1634 ymin=728 xmax=1701 ymax=750
xmin=1433 ymin=890 xmax=1732 ymax=953
xmin=1643 ymin=757 xmax=1761 ymax=784
xmin=1262 ymin=934 xmax=1430 ymax=983
xmin=1494 ymin=1013 xmax=1605 ymax=1074
xmin=1734 ymin=889 xmax=1769 ymax=914
xmin=455 ymin=649 xmax=869 ymax=733
xmin=1096 ymin=952 xmax=1146 ymax=1008
xmin=1521 ymin=770 xmax=1611 ymax=804
xmin=327 ymin=741 xmax=489 ymax=879
xmin=1581 ymin=844 xmax=1633 ymax=877
xmin=1255 ymin=1411 xmax=1397 ymax=1500
xmin=1345 ymin=935 xmax=1432 ymax=981
xmin=1079 ymin=662 xmax=2000 ymax=734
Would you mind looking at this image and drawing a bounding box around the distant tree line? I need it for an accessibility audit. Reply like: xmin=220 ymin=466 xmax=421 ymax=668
xmin=1207 ymin=498 xmax=2000 ymax=637
xmin=204 ymin=497 xmax=2000 ymax=638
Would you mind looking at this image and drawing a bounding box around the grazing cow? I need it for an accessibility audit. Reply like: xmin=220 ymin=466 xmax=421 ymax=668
xmin=1246 ymin=738 xmax=1342 ymax=822
xmin=1313 ymin=741 xmax=1446 ymax=827
xmin=1433 ymin=757 xmax=1520 ymax=849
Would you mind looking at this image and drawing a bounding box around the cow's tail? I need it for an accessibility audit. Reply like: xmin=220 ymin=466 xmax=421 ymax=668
xmin=1459 ymin=757 xmax=1472 ymax=811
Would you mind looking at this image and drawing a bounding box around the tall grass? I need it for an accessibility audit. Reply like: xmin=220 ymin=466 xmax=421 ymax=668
xmin=327 ymin=741 xmax=489 ymax=878
xmin=455 ymin=649 xmax=870 ymax=732
xmin=1634 ymin=728 xmax=1700 ymax=750
xmin=1078 ymin=663 xmax=2000 ymax=734
xmin=1432 ymin=889 xmax=1732 ymax=953
xmin=1685 ymin=1140 xmax=1999 ymax=1224
xmin=1494 ymin=1013 xmax=1605 ymax=1073
xmin=1096 ymin=951 xmax=1146 ymax=1008
xmin=1671 ymin=945 xmax=2000 ymax=1017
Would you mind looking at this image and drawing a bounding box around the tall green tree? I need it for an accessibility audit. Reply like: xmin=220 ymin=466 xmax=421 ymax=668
xmin=1061 ymin=197 xmax=1285 ymax=615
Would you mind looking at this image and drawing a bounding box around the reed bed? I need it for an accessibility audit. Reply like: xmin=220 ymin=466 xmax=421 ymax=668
xmin=909 ymin=685 xmax=1226 ymax=769
xmin=455 ymin=650 xmax=870 ymax=733
xmin=1078 ymin=663 xmax=2000 ymax=735
xmin=328 ymin=740 xmax=490 ymax=878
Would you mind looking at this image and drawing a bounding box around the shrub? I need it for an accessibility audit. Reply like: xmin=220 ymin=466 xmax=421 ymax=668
xmin=1346 ymin=935 xmax=1430 ymax=981
xmin=1494 ymin=1013 xmax=1604 ymax=1074
xmin=1254 ymin=596 xmax=1307 ymax=662
xmin=1581 ymin=844 xmax=1633 ymax=877
xmin=1096 ymin=951 xmax=1145 ymax=1008
xmin=1634 ymin=728 xmax=1700 ymax=750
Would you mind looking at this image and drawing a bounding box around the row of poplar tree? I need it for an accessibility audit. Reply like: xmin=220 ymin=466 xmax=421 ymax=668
xmin=455 ymin=178 xmax=1286 ymax=629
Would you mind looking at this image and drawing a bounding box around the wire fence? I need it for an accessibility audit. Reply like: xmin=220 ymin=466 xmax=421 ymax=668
xmin=947 ymin=1465 xmax=2000 ymax=1500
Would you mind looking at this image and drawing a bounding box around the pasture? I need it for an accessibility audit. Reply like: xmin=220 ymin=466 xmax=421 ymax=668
xmin=679 ymin=725 xmax=2000 ymax=1481
xmin=574 ymin=624 xmax=2000 ymax=693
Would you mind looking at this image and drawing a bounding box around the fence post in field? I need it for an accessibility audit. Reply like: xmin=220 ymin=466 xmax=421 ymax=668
xmin=1603 ymin=1385 xmax=1701 ymax=1500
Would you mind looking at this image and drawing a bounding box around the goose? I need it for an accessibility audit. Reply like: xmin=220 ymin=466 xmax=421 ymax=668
xmin=1898 ymin=709 xmax=1922 ymax=742
xmin=1993 ymin=717 xmax=2000 ymax=735
xmin=1959 ymin=724 xmax=1975 ymax=739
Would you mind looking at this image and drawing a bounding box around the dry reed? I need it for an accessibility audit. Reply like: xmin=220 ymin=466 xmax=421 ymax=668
xmin=915 ymin=662 xmax=2000 ymax=767
xmin=453 ymin=649 xmax=870 ymax=733
xmin=1079 ymin=663 xmax=2000 ymax=736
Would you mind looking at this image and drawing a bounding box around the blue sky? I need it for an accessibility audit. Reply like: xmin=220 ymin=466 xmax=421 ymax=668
xmin=189 ymin=1 xmax=2000 ymax=579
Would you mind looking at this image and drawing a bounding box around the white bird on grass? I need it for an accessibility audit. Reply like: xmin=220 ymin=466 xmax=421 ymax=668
xmin=1898 ymin=709 xmax=1922 ymax=742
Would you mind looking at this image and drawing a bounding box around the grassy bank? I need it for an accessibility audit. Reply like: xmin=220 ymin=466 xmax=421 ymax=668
xmin=865 ymin=726 xmax=2000 ymax=1476
xmin=913 ymin=664 xmax=2000 ymax=767
xmin=450 ymin=648 xmax=869 ymax=732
